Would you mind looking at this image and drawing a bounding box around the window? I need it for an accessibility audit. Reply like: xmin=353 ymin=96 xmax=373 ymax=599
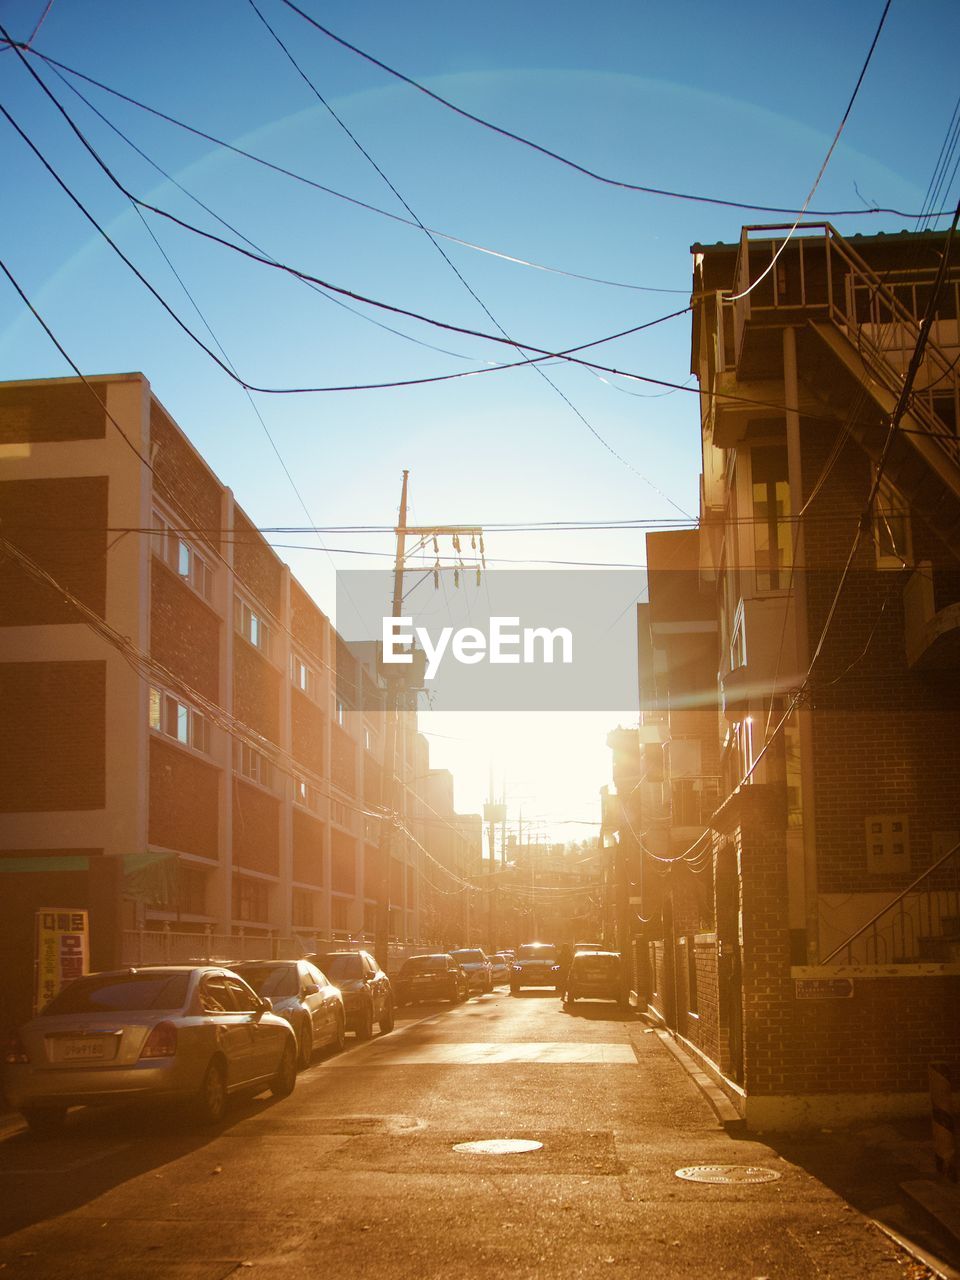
xmin=153 ymin=511 xmax=213 ymax=600
xmin=751 ymin=445 xmax=792 ymax=590
xmin=865 ymin=814 xmax=911 ymax=874
xmin=294 ymin=776 xmax=321 ymax=811
xmin=331 ymin=799 xmax=350 ymax=828
xmin=234 ymin=740 xmax=273 ymax=789
xmin=235 ymin=597 xmax=272 ymax=656
xmin=178 ymin=862 xmax=207 ymax=915
xmin=874 ymin=477 xmax=912 ymax=568
xmin=233 ymin=875 xmax=270 ymax=923
xmin=365 ymin=815 xmax=380 ymax=842
xmin=291 ymin=653 xmax=316 ymax=698
xmin=222 ymin=975 xmax=259 ymax=1013
xmin=149 ymin=687 xmax=210 ymax=754
xmin=292 ymin=889 xmax=315 ymax=928
xmin=198 ymin=975 xmax=232 ymax=1014
xmin=330 ymin=895 xmax=350 ymax=931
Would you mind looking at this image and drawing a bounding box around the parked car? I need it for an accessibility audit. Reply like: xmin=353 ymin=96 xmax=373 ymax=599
xmin=307 ymin=950 xmax=394 ymax=1040
xmin=2 ymin=966 xmax=297 ymax=1135
xmin=449 ymin=948 xmax=494 ymax=993
xmin=572 ymin=942 xmax=606 ymax=955
xmin=563 ymin=950 xmax=625 ymax=1006
xmin=232 ymin=960 xmax=345 ymax=1068
xmin=510 ymin=942 xmax=561 ymax=993
xmin=489 ymin=953 xmax=512 ymax=984
xmin=393 ymin=953 xmax=469 ymax=1005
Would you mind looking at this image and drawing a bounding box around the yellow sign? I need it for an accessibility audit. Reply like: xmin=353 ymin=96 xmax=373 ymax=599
xmin=35 ymin=908 xmax=89 ymax=1013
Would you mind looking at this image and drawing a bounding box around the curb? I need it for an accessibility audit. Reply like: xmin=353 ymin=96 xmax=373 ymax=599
xmin=651 ymin=1028 xmax=746 ymax=1135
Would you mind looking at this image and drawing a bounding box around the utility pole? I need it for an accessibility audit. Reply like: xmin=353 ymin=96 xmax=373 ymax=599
xmin=486 ymin=762 xmax=497 ymax=953
xmin=372 ymin=470 xmax=485 ymax=972
xmin=374 ymin=470 xmax=409 ymax=975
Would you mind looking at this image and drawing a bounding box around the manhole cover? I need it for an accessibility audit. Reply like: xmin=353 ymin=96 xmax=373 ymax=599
xmin=675 ymin=1165 xmax=781 ymax=1184
xmin=453 ymin=1139 xmax=544 ymax=1155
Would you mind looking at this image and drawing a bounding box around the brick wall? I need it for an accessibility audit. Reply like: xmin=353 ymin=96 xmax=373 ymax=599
xmin=0 ymin=661 xmax=105 ymax=812
xmin=331 ymin=723 xmax=356 ymax=794
xmin=150 ymin=401 xmax=221 ymax=553
xmin=292 ymin=807 xmax=324 ymax=886
xmin=291 ymin=689 xmax=324 ymax=772
xmin=800 ymin=419 xmax=960 ymax=894
xmin=0 ymin=476 xmax=108 ymax=624
xmin=148 ymin=737 xmax=219 ymax=859
xmin=0 ymin=381 xmax=105 ymax=444
xmin=729 ymin=785 xmax=960 ymax=1097
xmin=232 ymin=779 xmax=279 ymax=876
xmin=150 ymin=559 xmax=220 ymax=702
xmin=233 ymin=508 xmax=281 ymax=616
xmin=331 ymin=828 xmax=356 ymax=895
xmin=290 ymin=580 xmax=327 ymax=666
xmin=234 ymin=640 xmax=280 ymax=743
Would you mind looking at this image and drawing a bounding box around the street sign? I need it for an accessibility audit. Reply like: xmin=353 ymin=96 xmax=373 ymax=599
xmin=35 ymin=908 xmax=89 ymax=1013
xmin=794 ymin=977 xmax=854 ymax=1000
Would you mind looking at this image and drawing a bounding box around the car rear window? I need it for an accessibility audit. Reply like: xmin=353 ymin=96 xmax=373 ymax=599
xmin=236 ymin=965 xmax=298 ymax=998
xmin=42 ymin=972 xmax=191 ymax=1015
xmin=517 ymin=945 xmax=558 ymax=962
xmin=399 ymin=956 xmax=444 ymax=975
xmin=573 ymin=954 xmax=619 ymax=971
xmin=451 ymin=950 xmax=484 ymax=963
xmin=319 ymin=954 xmax=363 ymax=980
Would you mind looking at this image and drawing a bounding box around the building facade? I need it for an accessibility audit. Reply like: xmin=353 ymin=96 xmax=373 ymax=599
xmin=617 ymin=225 xmax=960 ymax=1127
xmin=0 ymin=373 xmax=480 ymax=1034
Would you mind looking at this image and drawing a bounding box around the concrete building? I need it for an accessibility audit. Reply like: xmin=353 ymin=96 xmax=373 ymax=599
xmin=624 ymin=225 xmax=960 ymax=1127
xmin=0 ymin=373 xmax=477 ymax=1033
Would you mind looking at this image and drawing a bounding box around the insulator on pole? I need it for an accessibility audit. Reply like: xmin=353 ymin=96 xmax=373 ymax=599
xmin=454 ymin=567 xmax=460 ymax=588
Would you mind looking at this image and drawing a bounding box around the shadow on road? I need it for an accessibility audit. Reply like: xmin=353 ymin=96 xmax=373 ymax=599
xmin=561 ymin=1003 xmax=640 ymax=1022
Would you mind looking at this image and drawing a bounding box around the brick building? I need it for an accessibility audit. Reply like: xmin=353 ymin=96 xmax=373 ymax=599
xmin=0 ymin=373 xmax=480 ymax=1034
xmin=615 ymin=225 xmax=960 ymax=1127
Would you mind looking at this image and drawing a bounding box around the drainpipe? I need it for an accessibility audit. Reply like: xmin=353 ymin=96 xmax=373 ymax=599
xmin=782 ymin=327 xmax=819 ymax=962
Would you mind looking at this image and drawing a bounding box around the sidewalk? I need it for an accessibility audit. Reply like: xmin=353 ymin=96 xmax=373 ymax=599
xmin=652 ymin=1022 xmax=960 ymax=1278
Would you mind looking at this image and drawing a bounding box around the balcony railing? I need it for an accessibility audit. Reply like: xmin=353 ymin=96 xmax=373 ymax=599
xmin=819 ymin=837 xmax=960 ymax=965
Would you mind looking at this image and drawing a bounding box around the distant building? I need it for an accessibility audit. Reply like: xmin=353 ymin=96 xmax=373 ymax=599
xmin=0 ymin=373 xmax=477 ymax=1032
xmin=619 ymin=225 xmax=960 ymax=1128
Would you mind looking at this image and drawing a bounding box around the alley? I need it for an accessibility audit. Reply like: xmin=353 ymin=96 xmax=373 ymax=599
xmin=0 ymin=991 xmax=930 ymax=1280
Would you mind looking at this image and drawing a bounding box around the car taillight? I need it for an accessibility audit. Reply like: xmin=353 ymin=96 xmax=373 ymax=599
xmin=4 ymin=1030 xmax=28 ymax=1064
xmin=140 ymin=1021 xmax=177 ymax=1059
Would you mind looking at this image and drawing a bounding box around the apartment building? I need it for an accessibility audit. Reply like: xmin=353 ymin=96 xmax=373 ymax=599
xmin=0 ymin=373 xmax=472 ymax=1032
xmin=626 ymin=225 xmax=960 ymax=1127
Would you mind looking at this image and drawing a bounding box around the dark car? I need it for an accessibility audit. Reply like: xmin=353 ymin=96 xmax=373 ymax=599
xmin=510 ymin=942 xmax=561 ymax=993
xmin=449 ymin=948 xmax=494 ymax=993
xmin=3 ymin=966 xmax=297 ymax=1134
xmin=563 ymin=950 xmax=625 ymax=1006
xmin=307 ymin=950 xmax=394 ymax=1040
xmin=232 ymin=960 xmax=345 ymax=1068
xmin=394 ymin=954 xmax=468 ymax=1006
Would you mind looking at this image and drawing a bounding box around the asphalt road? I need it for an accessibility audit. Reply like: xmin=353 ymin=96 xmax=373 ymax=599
xmin=0 ymin=987 xmax=936 ymax=1279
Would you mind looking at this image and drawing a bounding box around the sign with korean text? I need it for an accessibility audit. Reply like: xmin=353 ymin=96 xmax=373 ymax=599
xmin=35 ymin=908 xmax=89 ymax=1013
xmin=794 ymin=977 xmax=854 ymax=1000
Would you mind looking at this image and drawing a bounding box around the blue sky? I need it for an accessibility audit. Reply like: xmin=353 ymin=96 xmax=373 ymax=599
xmin=1 ymin=0 xmax=957 ymax=830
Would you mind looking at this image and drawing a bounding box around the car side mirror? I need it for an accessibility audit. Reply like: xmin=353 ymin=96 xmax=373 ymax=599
xmin=259 ymin=996 xmax=273 ymax=1014
xmin=303 ymin=983 xmax=320 ymax=996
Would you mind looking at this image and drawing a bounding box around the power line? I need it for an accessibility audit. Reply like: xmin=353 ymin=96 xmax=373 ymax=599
xmin=246 ymin=0 xmax=692 ymax=513
xmin=12 ymin=43 xmax=688 ymax=295
xmin=276 ymin=0 xmax=946 ymax=222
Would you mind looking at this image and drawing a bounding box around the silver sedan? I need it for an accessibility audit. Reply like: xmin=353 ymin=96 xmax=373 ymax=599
xmin=3 ymin=965 xmax=298 ymax=1136
xmin=231 ymin=960 xmax=345 ymax=1068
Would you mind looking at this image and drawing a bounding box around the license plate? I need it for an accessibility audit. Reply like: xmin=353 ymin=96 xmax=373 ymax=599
xmin=62 ymin=1038 xmax=108 ymax=1060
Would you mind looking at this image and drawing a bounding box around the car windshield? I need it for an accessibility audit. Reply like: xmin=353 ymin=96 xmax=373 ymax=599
xmin=399 ymin=956 xmax=444 ymax=975
xmin=517 ymin=945 xmax=558 ymax=962
xmin=320 ymin=954 xmax=363 ymax=980
xmin=236 ymin=965 xmax=298 ymax=998
xmin=451 ymin=950 xmax=484 ymax=963
xmin=42 ymin=971 xmax=191 ymax=1015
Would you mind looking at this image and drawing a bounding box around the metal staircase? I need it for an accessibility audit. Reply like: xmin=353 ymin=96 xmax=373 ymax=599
xmin=729 ymin=223 xmax=960 ymax=550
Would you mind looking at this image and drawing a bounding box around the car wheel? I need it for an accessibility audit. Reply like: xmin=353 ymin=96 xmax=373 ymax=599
xmin=194 ymin=1059 xmax=227 ymax=1126
xmin=270 ymin=1040 xmax=297 ymax=1099
xmin=22 ymin=1107 xmax=67 ymax=1138
xmin=379 ymin=999 xmax=395 ymax=1034
xmin=333 ymin=1010 xmax=346 ymax=1053
xmin=356 ymin=1002 xmax=374 ymax=1041
xmin=297 ymin=1019 xmax=313 ymax=1070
